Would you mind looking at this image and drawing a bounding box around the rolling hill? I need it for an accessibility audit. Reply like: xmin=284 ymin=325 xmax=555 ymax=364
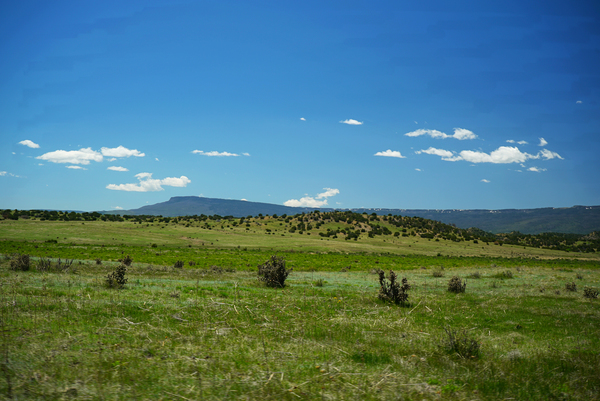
xmin=100 ymin=196 xmax=600 ymax=234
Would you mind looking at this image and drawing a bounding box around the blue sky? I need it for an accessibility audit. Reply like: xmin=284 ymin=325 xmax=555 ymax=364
xmin=1 ymin=0 xmax=599 ymax=212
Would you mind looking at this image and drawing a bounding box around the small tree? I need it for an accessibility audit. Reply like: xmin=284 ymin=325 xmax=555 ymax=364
xmin=258 ymin=255 xmax=291 ymax=288
xmin=378 ymin=270 xmax=410 ymax=305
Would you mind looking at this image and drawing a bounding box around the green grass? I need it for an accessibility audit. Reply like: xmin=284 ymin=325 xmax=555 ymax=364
xmin=1 ymin=259 xmax=599 ymax=400
xmin=1 ymin=219 xmax=600 ymax=399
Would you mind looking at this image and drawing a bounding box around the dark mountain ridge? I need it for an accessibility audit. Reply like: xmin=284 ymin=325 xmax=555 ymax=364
xmin=101 ymin=196 xmax=600 ymax=235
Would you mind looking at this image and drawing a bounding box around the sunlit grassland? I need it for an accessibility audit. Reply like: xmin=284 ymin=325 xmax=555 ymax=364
xmin=1 ymin=219 xmax=599 ymax=264
xmin=1 ymin=261 xmax=599 ymax=400
xmin=1 ymin=218 xmax=600 ymax=399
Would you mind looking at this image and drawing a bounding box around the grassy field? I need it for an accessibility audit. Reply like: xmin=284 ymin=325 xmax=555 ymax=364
xmin=1 ymin=219 xmax=600 ymax=399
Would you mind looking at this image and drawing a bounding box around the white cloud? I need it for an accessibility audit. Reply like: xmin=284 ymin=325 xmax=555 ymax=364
xmin=107 ymin=173 xmax=191 ymax=192
xmin=576 ymin=100 xmax=582 ymax=104
xmin=284 ymin=188 xmax=340 ymax=208
xmin=416 ymin=145 xmax=564 ymax=165
xmin=242 ymin=152 xmax=250 ymax=156
xmin=452 ymin=128 xmax=477 ymax=140
xmin=18 ymin=140 xmax=40 ymax=148
xmin=340 ymin=119 xmax=363 ymax=125
xmin=405 ymin=128 xmax=477 ymax=140
xmin=459 ymin=146 xmax=531 ymax=164
xmin=538 ymin=137 xmax=548 ymax=147
xmin=66 ymin=166 xmax=87 ymax=170
xmin=107 ymin=166 xmax=129 ymax=172
xmin=415 ymin=168 xmax=422 ymax=171
xmin=192 ymin=150 xmax=240 ymax=157
xmin=481 ymin=179 xmax=490 ymax=183
xmin=101 ymin=146 xmax=145 ymax=158
xmin=0 ymin=171 xmax=21 ymax=178
xmin=36 ymin=147 xmax=103 ymax=165
xmin=300 ymin=117 xmax=306 ymax=121
xmin=316 ymin=188 xmax=340 ymax=199
xmin=506 ymin=140 xmax=527 ymax=144
xmin=538 ymin=149 xmax=563 ymax=160
xmin=374 ymin=149 xmax=406 ymax=158
xmin=406 ymin=129 xmax=448 ymax=139
xmin=415 ymin=147 xmax=457 ymax=159
xmin=528 ymin=167 xmax=547 ymax=172
xmin=114 ymin=206 xmax=124 ymax=210
xmin=155 ymin=158 xmax=159 ymax=161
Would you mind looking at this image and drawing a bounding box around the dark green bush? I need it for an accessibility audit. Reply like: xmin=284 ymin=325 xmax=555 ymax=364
xmin=442 ymin=327 xmax=480 ymax=359
xmin=378 ymin=270 xmax=410 ymax=306
xmin=432 ymin=270 xmax=444 ymax=278
xmin=258 ymin=255 xmax=290 ymax=288
xmin=565 ymin=282 xmax=577 ymax=292
xmin=9 ymin=254 xmax=30 ymax=271
xmin=174 ymin=260 xmax=184 ymax=268
xmin=106 ymin=264 xmax=128 ymax=289
xmin=583 ymin=287 xmax=599 ymax=299
xmin=118 ymin=255 xmax=133 ymax=266
xmin=448 ymin=276 xmax=466 ymax=293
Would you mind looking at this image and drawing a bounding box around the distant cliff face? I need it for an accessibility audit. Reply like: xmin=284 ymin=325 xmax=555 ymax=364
xmin=101 ymin=197 xmax=600 ymax=234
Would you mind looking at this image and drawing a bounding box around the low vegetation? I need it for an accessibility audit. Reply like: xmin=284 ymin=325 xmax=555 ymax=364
xmin=1 ymin=214 xmax=599 ymax=399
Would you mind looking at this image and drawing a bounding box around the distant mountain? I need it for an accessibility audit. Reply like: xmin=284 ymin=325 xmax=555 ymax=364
xmin=101 ymin=196 xmax=600 ymax=234
xmin=101 ymin=196 xmax=330 ymax=218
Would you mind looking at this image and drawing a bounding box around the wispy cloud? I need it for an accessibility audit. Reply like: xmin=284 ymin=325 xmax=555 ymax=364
xmin=284 ymin=188 xmax=340 ymax=208
xmin=114 ymin=206 xmax=124 ymax=210
xmin=0 ymin=171 xmax=22 ymax=178
xmin=576 ymin=100 xmax=582 ymax=104
xmin=300 ymin=117 xmax=306 ymax=121
xmin=37 ymin=148 xmax=103 ymax=165
xmin=192 ymin=150 xmax=242 ymax=157
xmin=340 ymin=119 xmax=363 ymax=125
xmin=538 ymin=137 xmax=548 ymax=147
xmin=18 ymin=139 xmax=40 ymax=148
xmin=374 ymin=149 xmax=406 ymax=158
xmin=527 ymin=167 xmax=547 ymax=172
xmin=107 ymin=172 xmax=191 ymax=192
xmin=506 ymin=140 xmax=528 ymax=145
xmin=101 ymin=146 xmax=145 ymax=158
xmin=66 ymin=166 xmax=87 ymax=170
xmin=416 ymin=146 xmax=563 ymax=164
xmin=481 ymin=179 xmax=490 ymax=183
xmin=405 ymin=128 xmax=477 ymax=140
xmin=107 ymin=166 xmax=129 ymax=172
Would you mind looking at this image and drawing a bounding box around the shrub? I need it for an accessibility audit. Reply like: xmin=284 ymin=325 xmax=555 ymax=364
xmin=493 ymin=270 xmax=513 ymax=279
xmin=36 ymin=257 xmax=52 ymax=272
xmin=210 ymin=265 xmax=224 ymax=274
xmin=174 ymin=260 xmax=184 ymax=269
xmin=188 ymin=261 xmax=196 ymax=266
xmin=432 ymin=270 xmax=444 ymax=278
xmin=378 ymin=270 xmax=410 ymax=305
xmin=576 ymin=273 xmax=583 ymax=280
xmin=313 ymin=278 xmax=325 ymax=287
xmin=118 ymin=255 xmax=133 ymax=266
xmin=10 ymin=254 xmax=30 ymax=271
xmin=442 ymin=327 xmax=480 ymax=359
xmin=258 ymin=255 xmax=291 ymax=288
xmin=106 ymin=264 xmax=128 ymax=289
xmin=448 ymin=276 xmax=466 ymax=293
xmin=583 ymin=287 xmax=599 ymax=299
xmin=565 ymin=282 xmax=577 ymax=292
xmin=95 ymin=258 xmax=102 ymax=265
xmin=468 ymin=272 xmax=481 ymax=279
